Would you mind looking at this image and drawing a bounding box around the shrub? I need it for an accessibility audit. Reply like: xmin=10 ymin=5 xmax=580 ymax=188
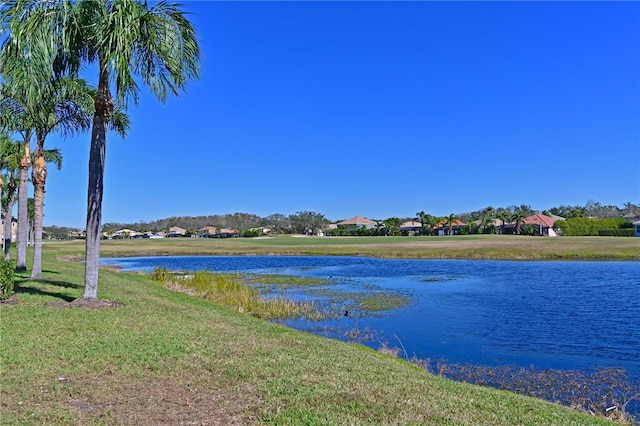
xmin=554 ymin=218 xmax=633 ymax=236
xmin=0 ymin=259 xmax=15 ymax=300
xmin=150 ymin=266 xmax=172 ymax=282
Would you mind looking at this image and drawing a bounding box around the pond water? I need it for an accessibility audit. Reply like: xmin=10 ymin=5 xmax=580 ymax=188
xmin=102 ymin=255 xmax=640 ymax=381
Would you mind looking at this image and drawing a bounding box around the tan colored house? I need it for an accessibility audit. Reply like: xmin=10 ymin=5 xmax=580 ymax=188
xmin=199 ymin=226 xmax=217 ymax=237
xmin=400 ymin=221 xmax=423 ymax=235
xmin=336 ymin=216 xmax=376 ymax=231
xmin=113 ymin=228 xmax=139 ymax=239
xmin=169 ymin=226 xmax=187 ymax=237
xmin=0 ymin=214 xmax=17 ymax=243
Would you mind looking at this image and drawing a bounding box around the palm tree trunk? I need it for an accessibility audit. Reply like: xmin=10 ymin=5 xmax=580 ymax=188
xmin=83 ymin=68 xmax=113 ymax=300
xmin=16 ymin=135 xmax=31 ymax=271
xmin=31 ymin=148 xmax=46 ymax=279
xmin=4 ymin=180 xmax=17 ymax=260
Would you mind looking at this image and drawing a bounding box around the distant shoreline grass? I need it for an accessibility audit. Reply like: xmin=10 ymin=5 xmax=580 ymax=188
xmin=51 ymin=234 xmax=640 ymax=261
xmin=1 ymin=240 xmax=635 ymax=424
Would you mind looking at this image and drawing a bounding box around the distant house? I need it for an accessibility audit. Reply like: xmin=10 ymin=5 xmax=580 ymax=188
xmin=336 ymin=216 xmax=376 ymax=231
xmin=217 ymin=228 xmax=239 ymax=238
xmin=400 ymin=221 xmax=423 ymax=235
xmin=634 ymin=221 xmax=640 ymax=237
xmin=199 ymin=226 xmax=217 ymax=237
xmin=0 ymin=213 xmax=18 ymax=243
xmin=435 ymin=219 xmax=466 ymax=236
xmin=169 ymin=226 xmax=187 ymax=237
xmin=522 ymin=214 xmax=559 ymax=236
xmin=113 ymin=228 xmax=139 ymax=239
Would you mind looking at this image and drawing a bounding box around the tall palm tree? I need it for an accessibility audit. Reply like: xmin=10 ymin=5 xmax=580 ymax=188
xmin=31 ymin=147 xmax=63 ymax=278
xmin=1 ymin=59 xmax=95 ymax=277
xmin=29 ymin=77 xmax=96 ymax=279
xmin=0 ymin=82 xmax=35 ymax=271
xmin=3 ymin=0 xmax=200 ymax=299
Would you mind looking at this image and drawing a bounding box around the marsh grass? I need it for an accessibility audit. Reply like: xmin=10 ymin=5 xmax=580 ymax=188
xmin=243 ymin=274 xmax=329 ymax=287
xmin=409 ymin=358 xmax=640 ymax=424
xmin=152 ymin=269 xmax=324 ymax=320
xmin=358 ymin=292 xmax=411 ymax=312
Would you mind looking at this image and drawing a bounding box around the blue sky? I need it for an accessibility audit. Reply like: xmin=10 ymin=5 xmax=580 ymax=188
xmin=39 ymin=1 xmax=639 ymax=228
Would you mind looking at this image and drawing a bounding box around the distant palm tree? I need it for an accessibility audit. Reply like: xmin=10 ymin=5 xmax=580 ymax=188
xmin=479 ymin=215 xmax=493 ymax=234
xmin=496 ymin=212 xmax=511 ymax=235
xmin=374 ymin=220 xmax=384 ymax=236
xmin=513 ymin=212 xmax=526 ymax=235
xmin=446 ymin=213 xmax=458 ymax=236
xmin=428 ymin=215 xmax=441 ymax=236
xmin=3 ymin=0 xmax=200 ymax=298
xmin=383 ymin=217 xmax=402 ymax=236
xmin=416 ymin=211 xmax=427 ymax=236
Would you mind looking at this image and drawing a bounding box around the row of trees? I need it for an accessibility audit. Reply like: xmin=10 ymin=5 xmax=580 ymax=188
xmin=50 ymin=199 xmax=639 ymax=241
xmin=1 ymin=0 xmax=201 ymax=300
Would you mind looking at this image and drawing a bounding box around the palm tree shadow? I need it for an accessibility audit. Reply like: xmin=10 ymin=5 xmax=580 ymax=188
xmin=14 ymin=278 xmax=82 ymax=302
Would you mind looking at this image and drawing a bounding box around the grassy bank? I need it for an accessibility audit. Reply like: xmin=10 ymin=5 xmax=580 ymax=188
xmin=50 ymin=234 xmax=640 ymax=261
xmin=0 ymin=244 xmax=625 ymax=424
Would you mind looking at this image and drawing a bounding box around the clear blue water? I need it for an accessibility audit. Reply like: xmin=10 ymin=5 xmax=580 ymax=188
xmin=103 ymin=255 xmax=640 ymax=381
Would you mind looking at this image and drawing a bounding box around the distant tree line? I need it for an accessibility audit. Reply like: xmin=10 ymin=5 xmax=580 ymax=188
xmin=43 ymin=200 xmax=639 ymax=239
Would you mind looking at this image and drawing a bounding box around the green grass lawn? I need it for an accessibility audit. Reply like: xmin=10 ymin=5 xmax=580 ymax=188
xmin=1 ymin=239 xmax=634 ymax=425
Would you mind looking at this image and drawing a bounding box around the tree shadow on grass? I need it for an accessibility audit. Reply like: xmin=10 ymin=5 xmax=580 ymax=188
xmin=14 ymin=278 xmax=82 ymax=302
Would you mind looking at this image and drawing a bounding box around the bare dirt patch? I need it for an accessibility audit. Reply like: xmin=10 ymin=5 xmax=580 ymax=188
xmin=49 ymin=298 xmax=124 ymax=310
xmin=71 ymin=373 xmax=259 ymax=425
xmin=0 ymin=294 xmax=20 ymax=306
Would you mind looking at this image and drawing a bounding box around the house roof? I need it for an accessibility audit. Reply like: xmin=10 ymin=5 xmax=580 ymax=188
xmin=436 ymin=219 xmax=465 ymax=228
xmin=337 ymin=216 xmax=375 ymax=226
xmin=114 ymin=228 xmax=137 ymax=235
xmin=200 ymin=226 xmax=217 ymax=232
xmin=471 ymin=218 xmax=502 ymax=227
xmin=547 ymin=213 xmax=566 ymax=221
xmin=400 ymin=221 xmax=422 ymax=229
xmin=169 ymin=226 xmax=186 ymax=233
xmin=523 ymin=214 xmax=556 ymax=228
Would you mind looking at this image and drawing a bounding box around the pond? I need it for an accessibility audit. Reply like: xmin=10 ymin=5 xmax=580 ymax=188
xmin=103 ymin=255 xmax=640 ymax=382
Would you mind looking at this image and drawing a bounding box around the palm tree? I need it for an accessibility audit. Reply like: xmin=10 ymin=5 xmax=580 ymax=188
xmin=0 ymin=134 xmax=23 ymax=259
xmin=383 ymin=217 xmax=402 ymax=236
xmin=513 ymin=212 xmax=526 ymax=235
xmin=496 ymin=212 xmax=510 ymax=235
xmin=445 ymin=213 xmax=458 ymax=236
xmin=427 ymin=215 xmax=440 ymax=236
xmin=3 ymin=0 xmax=201 ymax=299
xmin=29 ymin=77 xmax=97 ymax=279
xmin=31 ymin=147 xmax=64 ymax=278
xmin=1 ymin=57 xmax=96 ymax=277
xmin=416 ymin=210 xmax=427 ymax=236
xmin=479 ymin=215 xmax=493 ymax=234
xmin=0 ymin=80 xmax=35 ymax=271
